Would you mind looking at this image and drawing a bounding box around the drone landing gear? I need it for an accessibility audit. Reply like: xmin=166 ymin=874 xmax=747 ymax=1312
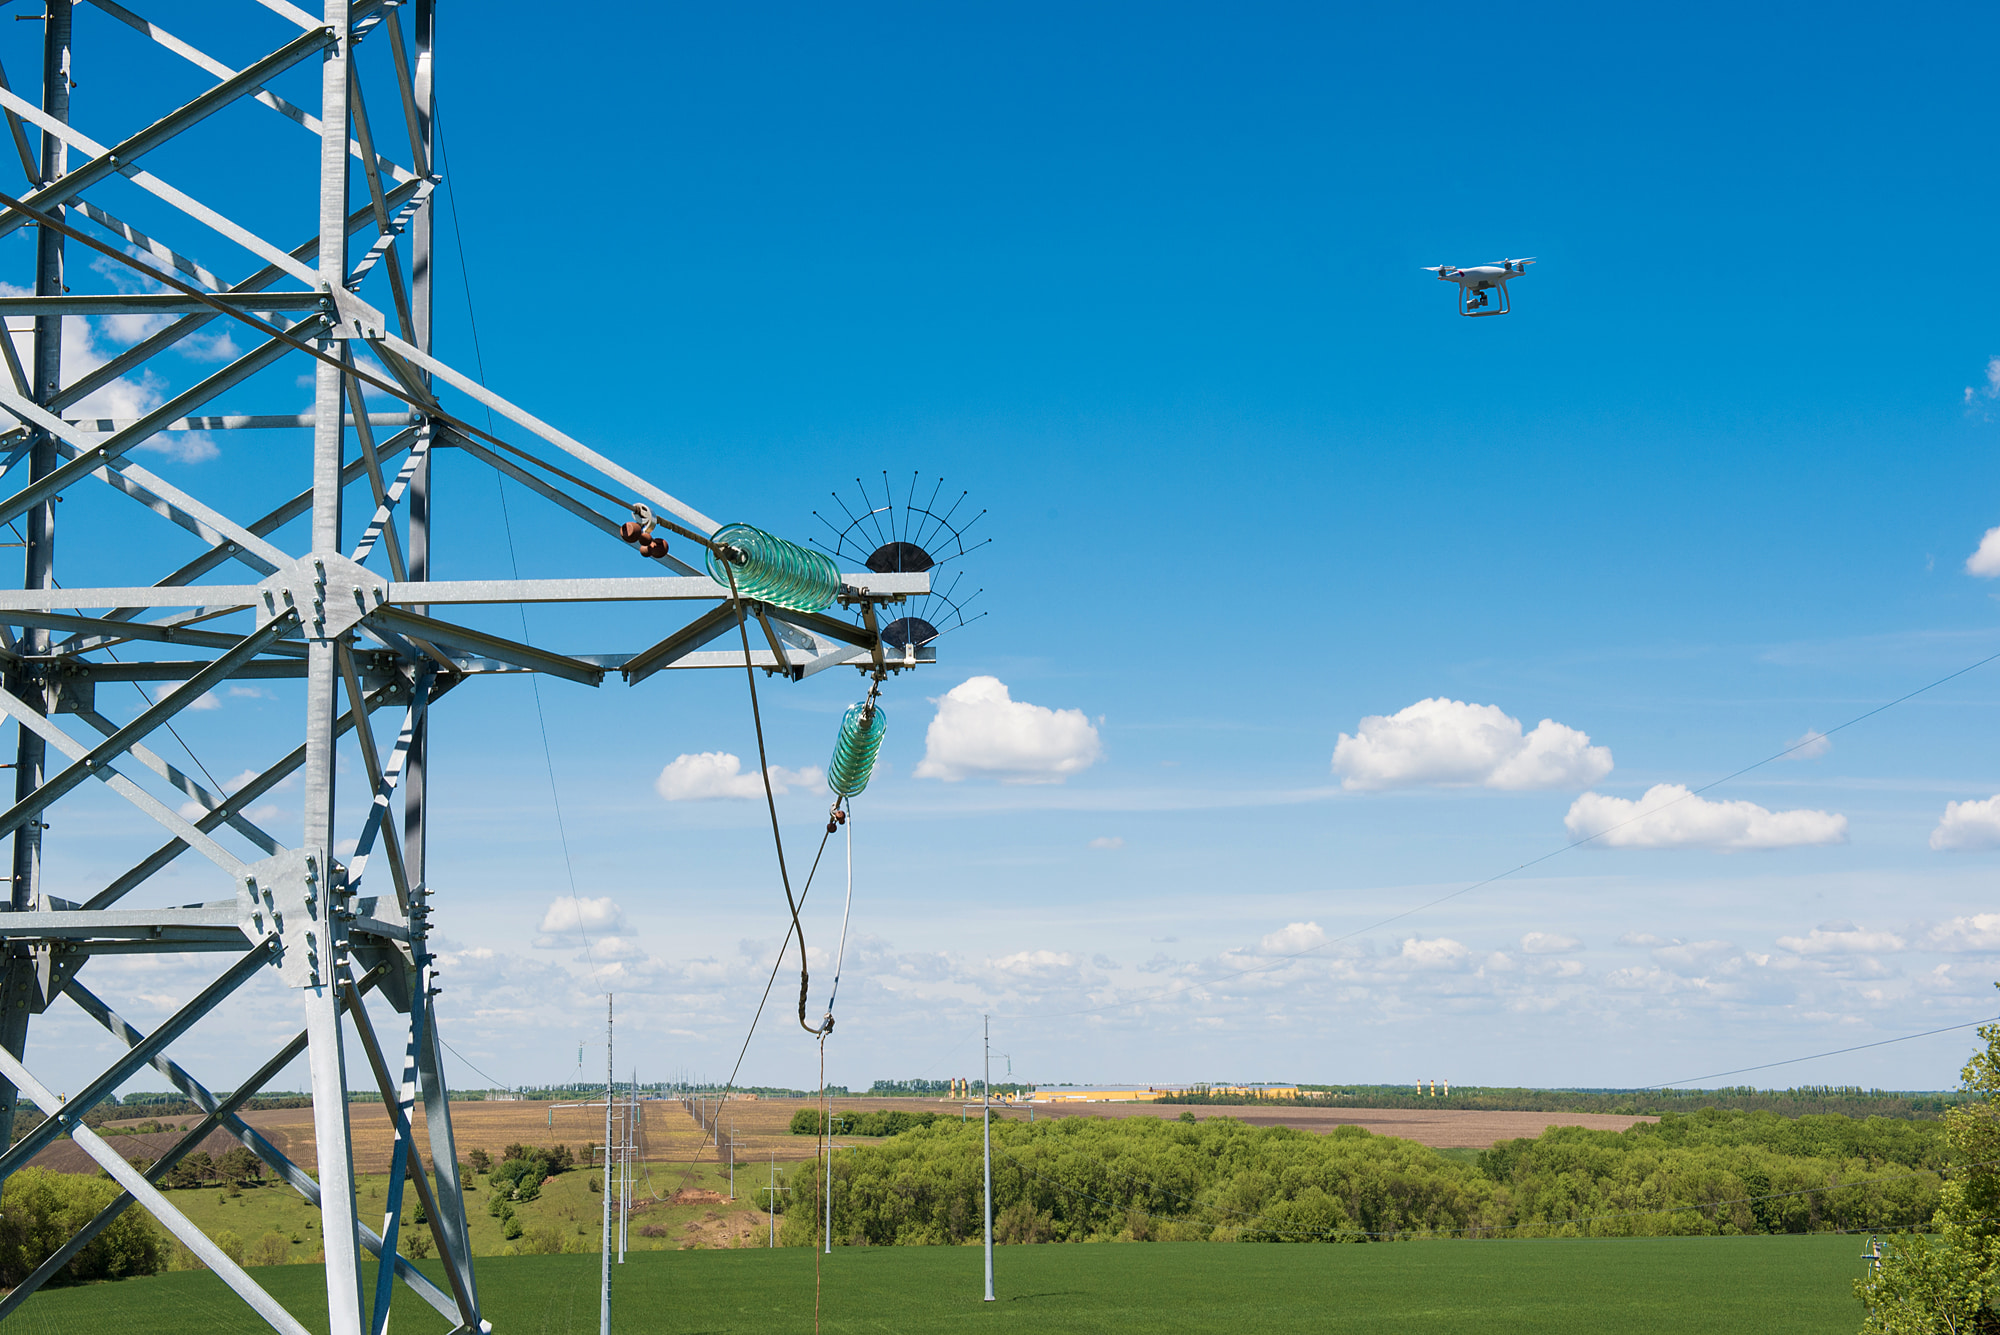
xmin=1458 ymin=283 xmax=1511 ymax=318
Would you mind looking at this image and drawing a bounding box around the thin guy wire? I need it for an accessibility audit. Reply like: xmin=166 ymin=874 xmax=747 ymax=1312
xmin=438 ymin=1036 xmax=513 ymax=1095
xmin=437 ymin=112 xmax=597 ymax=982
xmin=661 ymin=822 xmax=838 ymax=1202
xmin=1002 ymin=642 xmax=2000 ymax=1023
xmin=18 ymin=548 xmax=230 ymax=806
xmin=1653 ymin=1014 xmax=2000 ymax=1089
xmin=0 ymin=187 xmax=708 ymax=548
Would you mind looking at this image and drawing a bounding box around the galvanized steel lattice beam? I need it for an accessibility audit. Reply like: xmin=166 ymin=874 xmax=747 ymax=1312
xmin=0 ymin=4 xmax=930 ymax=1331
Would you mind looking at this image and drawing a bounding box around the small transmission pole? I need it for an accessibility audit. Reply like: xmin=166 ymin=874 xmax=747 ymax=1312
xmin=762 ymin=1152 xmax=789 ymax=1247
xmin=599 ymin=995 xmax=613 ymax=1335
xmin=983 ymin=1013 xmax=994 ymax=1303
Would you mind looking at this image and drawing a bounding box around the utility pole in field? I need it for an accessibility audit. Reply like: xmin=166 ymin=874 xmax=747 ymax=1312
xmin=599 ymin=995 xmax=613 ymax=1335
xmin=762 ymin=1153 xmax=789 ymax=1248
xmin=983 ymin=1013 xmax=993 ymax=1303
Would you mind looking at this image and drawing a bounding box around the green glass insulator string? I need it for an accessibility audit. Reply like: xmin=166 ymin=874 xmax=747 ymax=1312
xmin=826 ymin=700 xmax=887 ymax=798
xmin=705 ymin=521 xmax=842 ymax=613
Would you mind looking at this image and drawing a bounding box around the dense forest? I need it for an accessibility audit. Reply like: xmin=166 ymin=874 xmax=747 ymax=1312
xmin=778 ymin=1107 xmax=1949 ymax=1246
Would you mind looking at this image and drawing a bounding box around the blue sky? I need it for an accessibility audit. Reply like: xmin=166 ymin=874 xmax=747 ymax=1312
xmin=7 ymin=1 xmax=2000 ymax=1099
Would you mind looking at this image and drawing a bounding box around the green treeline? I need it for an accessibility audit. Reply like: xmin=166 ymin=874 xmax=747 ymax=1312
xmin=790 ymin=1109 xmax=945 ymax=1137
xmin=1160 ymin=1085 xmax=1969 ymax=1120
xmin=777 ymin=1108 xmax=1946 ymax=1247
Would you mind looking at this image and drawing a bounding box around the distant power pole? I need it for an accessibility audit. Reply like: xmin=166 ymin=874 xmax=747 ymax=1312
xmin=983 ymin=1014 xmax=994 ymax=1303
xmin=762 ymin=1154 xmax=790 ymax=1248
xmin=599 ymin=995 xmax=613 ymax=1335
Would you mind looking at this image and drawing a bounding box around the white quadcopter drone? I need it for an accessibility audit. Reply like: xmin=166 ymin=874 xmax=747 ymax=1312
xmin=1422 ymin=257 xmax=1535 ymax=317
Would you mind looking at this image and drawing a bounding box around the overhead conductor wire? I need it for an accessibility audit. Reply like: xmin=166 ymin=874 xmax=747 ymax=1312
xmin=1001 ymin=640 xmax=2000 ymax=1025
xmin=435 ymin=113 xmax=599 ymax=983
xmin=722 ymin=563 xmax=843 ymax=1332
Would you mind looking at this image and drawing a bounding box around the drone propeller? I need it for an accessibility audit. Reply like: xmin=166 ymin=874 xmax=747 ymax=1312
xmin=1498 ymin=257 xmax=1536 ymax=270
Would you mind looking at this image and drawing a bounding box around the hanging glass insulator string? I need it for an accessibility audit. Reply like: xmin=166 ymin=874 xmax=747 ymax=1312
xmin=826 ymin=699 xmax=887 ymax=799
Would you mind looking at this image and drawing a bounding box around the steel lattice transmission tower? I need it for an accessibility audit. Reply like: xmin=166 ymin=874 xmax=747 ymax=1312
xmin=0 ymin=4 xmax=926 ymax=1332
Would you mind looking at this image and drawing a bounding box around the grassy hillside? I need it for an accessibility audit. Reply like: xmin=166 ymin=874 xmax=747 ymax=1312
xmin=155 ymin=1158 xmax=782 ymax=1265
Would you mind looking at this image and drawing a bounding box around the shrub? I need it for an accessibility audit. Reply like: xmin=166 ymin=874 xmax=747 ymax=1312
xmin=213 ymin=1230 xmax=245 ymax=1268
xmin=251 ymin=1232 xmax=289 ymax=1268
xmin=490 ymin=1145 xmax=569 ymax=1199
xmin=467 ymin=1147 xmax=491 ymax=1174
xmin=513 ymin=1179 xmax=541 ymax=1205
xmin=502 ymin=1216 xmax=524 ymax=1241
xmin=0 ymin=1169 xmax=166 ymax=1285
xmin=405 ymin=1230 xmax=432 ymax=1261
xmin=524 ymin=1227 xmax=564 ymax=1255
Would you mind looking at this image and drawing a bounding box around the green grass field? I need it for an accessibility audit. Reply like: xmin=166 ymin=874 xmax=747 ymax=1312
xmin=11 ymin=1235 xmax=1871 ymax=1334
xmin=153 ymin=1158 xmax=771 ymax=1264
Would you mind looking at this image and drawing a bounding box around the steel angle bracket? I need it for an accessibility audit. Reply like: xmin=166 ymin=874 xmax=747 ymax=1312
xmin=238 ymin=848 xmax=342 ymax=989
xmin=255 ymin=553 xmax=390 ymax=641
xmin=27 ymin=943 xmax=81 ymax=1015
xmin=346 ymin=896 xmax=418 ymax=1014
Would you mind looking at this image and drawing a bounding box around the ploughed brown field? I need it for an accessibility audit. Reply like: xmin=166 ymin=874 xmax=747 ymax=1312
xmin=25 ymin=1096 xmax=1655 ymax=1175
xmin=1014 ymin=1102 xmax=1658 ymax=1148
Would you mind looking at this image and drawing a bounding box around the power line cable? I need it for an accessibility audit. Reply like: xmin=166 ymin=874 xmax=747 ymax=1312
xmin=724 ymin=567 xmax=822 ymax=1036
xmin=1652 ymin=1014 xmax=2000 ymax=1089
xmin=438 ymin=1036 xmax=513 ymax=1095
xmin=1000 ymin=643 xmax=2000 ymax=1024
xmin=436 ymin=107 xmax=598 ymax=983
xmin=2 ymin=525 xmax=232 ymax=803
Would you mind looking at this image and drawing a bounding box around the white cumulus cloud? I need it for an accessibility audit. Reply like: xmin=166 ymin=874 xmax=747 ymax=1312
xmin=5 ymin=283 xmax=219 ymax=464
xmin=1331 ymin=698 xmax=1612 ymax=791
xmin=1520 ymin=932 xmax=1582 ymax=954
xmin=1400 ymin=937 xmax=1469 ymax=969
xmin=1968 ymin=530 xmax=2000 ymax=577
xmin=1564 ymin=784 xmax=1847 ymax=850
xmin=1776 ymin=923 xmax=1905 ymax=955
xmin=654 ymin=752 xmax=821 ymax=801
xmin=537 ymin=896 xmax=624 ymax=938
xmin=914 ymin=676 xmax=1101 ymax=784
xmin=1931 ymin=795 xmax=2000 ymax=851
xmin=1258 ymin=922 xmax=1326 ymax=955
xmin=1927 ymin=915 xmax=2000 ymax=952
xmin=989 ymin=949 xmax=1080 ymax=978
